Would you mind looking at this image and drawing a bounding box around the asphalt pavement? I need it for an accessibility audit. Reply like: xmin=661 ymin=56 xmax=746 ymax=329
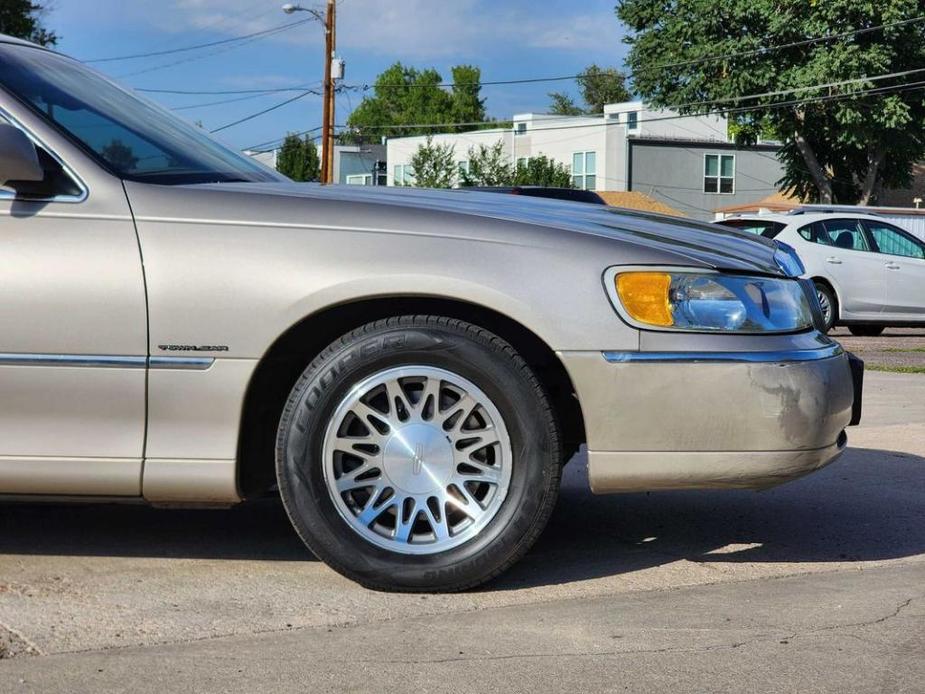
xmin=0 ymin=369 xmax=923 ymax=692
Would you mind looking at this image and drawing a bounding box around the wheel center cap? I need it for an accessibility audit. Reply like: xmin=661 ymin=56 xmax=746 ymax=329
xmin=383 ymin=424 xmax=454 ymax=495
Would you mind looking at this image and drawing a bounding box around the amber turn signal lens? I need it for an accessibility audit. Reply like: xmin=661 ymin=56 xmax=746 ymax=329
xmin=615 ymin=272 xmax=674 ymax=327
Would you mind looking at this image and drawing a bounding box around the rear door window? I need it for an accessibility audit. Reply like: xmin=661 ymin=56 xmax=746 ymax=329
xmin=863 ymin=221 xmax=925 ymax=259
xmin=799 ymin=219 xmax=872 ymax=250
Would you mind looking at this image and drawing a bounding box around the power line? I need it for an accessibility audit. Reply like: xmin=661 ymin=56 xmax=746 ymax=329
xmin=136 ymin=19 xmax=925 ymax=97
xmin=352 ymin=74 xmax=583 ymax=91
xmin=138 ymin=86 xmax=317 ymax=95
xmin=84 ymin=18 xmax=315 ymax=63
xmin=340 ymin=75 xmax=925 ymax=136
xmin=169 ymin=82 xmax=323 ymax=111
xmin=120 ymin=4 xmax=278 ymax=56
xmin=115 ymin=21 xmax=313 ymax=79
xmin=209 ymin=89 xmax=323 ymax=134
xmin=244 ymin=126 xmax=325 ymax=152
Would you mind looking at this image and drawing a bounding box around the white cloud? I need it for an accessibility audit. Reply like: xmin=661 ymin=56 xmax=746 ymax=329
xmin=154 ymin=0 xmax=624 ymax=60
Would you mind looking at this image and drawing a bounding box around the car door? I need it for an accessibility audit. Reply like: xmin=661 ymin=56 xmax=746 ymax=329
xmin=0 ymin=103 xmax=147 ymax=496
xmin=796 ymin=219 xmax=886 ymax=320
xmin=863 ymin=219 xmax=925 ymax=322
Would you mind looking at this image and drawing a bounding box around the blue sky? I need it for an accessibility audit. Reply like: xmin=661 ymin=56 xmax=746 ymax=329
xmin=50 ymin=0 xmax=628 ymax=151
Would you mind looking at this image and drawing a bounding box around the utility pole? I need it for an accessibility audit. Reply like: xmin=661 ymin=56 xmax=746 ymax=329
xmin=320 ymin=0 xmax=336 ymax=184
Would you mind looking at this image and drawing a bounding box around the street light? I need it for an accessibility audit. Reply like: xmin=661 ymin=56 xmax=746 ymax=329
xmin=281 ymin=4 xmax=325 ymax=23
xmin=282 ymin=2 xmax=337 ymax=184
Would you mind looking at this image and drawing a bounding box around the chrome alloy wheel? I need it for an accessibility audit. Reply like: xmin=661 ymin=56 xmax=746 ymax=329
xmin=816 ymin=289 xmax=833 ymax=325
xmin=322 ymin=366 xmax=513 ymax=555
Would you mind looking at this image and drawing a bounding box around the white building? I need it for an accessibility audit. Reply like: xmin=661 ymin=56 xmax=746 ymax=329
xmin=386 ymin=101 xmax=729 ymax=192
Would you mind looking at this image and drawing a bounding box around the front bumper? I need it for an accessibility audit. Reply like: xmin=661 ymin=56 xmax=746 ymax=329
xmin=559 ymin=343 xmax=857 ymax=493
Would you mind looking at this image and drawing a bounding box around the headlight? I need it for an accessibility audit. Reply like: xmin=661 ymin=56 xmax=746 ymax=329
xmin=609 ymin=270 xmax=814 ymax=333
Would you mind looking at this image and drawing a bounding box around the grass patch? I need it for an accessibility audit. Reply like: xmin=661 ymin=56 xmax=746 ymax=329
xmin=867 ymin=364 xmax=925 ymax=374
xmin=881 ymin=347 xmax=925 ymax=353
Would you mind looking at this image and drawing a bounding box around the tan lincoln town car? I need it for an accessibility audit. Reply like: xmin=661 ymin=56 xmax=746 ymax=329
xmin=0 ymin=35 xmax=862 ymax=591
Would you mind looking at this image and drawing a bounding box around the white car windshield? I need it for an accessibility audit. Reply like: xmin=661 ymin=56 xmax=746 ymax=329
xmin=0 ymin=42 xmax=283 ymax=185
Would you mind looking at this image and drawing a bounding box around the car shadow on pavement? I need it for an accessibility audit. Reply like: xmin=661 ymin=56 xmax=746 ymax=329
xmin=0 ymin=497 xmax=312 ymax=562
xmin=492 ymin=446 xmax=925 ymax=590
xmin=0 ymin=446 xmax=922 ymax=586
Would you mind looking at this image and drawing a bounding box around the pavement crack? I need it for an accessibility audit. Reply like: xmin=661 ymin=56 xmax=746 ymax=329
xmin=0 ymin=618 xmax=43 ymax=658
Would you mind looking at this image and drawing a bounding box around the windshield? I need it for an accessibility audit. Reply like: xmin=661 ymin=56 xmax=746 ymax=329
xmin=0 ymin=43 xmax=284 ymax=185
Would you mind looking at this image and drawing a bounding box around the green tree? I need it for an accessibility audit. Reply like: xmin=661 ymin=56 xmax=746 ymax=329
xmin=548 ymin=92 xmax=584 ymax=116
xmin=345 ymin=62 xmax=489 ymax=140
xmin=0 ymin=0 xmax=58 ymax=45
xmin=460 ymin=142 xmax=514 ymax=187
xmin=276 ymin=134 xmax=320 ymax=182
xmin=408 ymin=136 xmax=457 ymax=188
xmin=549 ymin=64 xmax=632 ymax=115
xmin=617 ymin=0 xmax=925 ymax=204
xmin=448 ymin=65 xmax=487 ymax=124
xmin=513 ymin=155 xmax=574 ymax=188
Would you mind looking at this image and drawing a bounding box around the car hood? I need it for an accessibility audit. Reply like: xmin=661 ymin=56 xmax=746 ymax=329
xmin=171 ymin=181 xmax=784 ymax=276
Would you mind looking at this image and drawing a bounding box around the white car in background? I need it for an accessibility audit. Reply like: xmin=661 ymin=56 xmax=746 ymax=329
xmin=718 ymin=212 xmax=925 ymax=335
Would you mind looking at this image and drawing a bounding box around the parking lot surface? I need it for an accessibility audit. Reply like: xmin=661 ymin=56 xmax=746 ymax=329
xmin=832 ymin=326 xmax=925 ymax=371
xmin=1 ymin=368 xmax=923 ymax=692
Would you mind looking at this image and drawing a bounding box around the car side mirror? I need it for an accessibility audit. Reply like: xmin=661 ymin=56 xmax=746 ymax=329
xmin=0 ymin=123 xmax=44 ymax=187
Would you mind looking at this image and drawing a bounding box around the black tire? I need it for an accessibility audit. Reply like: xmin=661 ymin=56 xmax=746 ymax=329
xmin=848 ymin=325 xmax=885 ymax=337
xmin=275 ymin=316 xmax=562 ymax=592
xmin=814 ymin=282 xmax=838 ymax=333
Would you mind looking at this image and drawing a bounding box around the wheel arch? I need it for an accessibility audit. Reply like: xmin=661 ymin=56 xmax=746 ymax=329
xmin=236 ymin=296 xmax=587 ymax=498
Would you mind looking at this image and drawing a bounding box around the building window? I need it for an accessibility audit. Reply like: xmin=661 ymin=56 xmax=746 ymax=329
xmin=571 ymin=151 xmax=597 ymax=190
xmin=457 ymin=160 xmax=470 ymax=176
xmin=393 ymin=164 xmax=413 ymax=186
xmin=516 ymin=157 xmax=529 ymax=169
xmin=514 ymin=122 xmax=527 ymax=136
xmin=626 ymin=111 xmax=638 ymax=131
xmin=346 ymin=174 xmax=372 ymax=185
xmin=704 ymin=154 xmax=734 ymax=194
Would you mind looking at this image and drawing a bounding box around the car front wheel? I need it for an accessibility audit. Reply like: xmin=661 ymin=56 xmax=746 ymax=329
xmin=814 ymin=282 xmax=838 ymax=333
xmin=275 ymin=316 xmax=562 ymax=592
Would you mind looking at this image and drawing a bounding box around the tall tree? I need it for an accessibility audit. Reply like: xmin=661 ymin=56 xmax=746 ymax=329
xmin=448 ymin=65 xmax=487 ymax=125
xmin=549 ymin=65 xmax=632 ymax=115
xmin=345 ymin=62 xmax=490 ymax=140
xmin=0 ymin=1 xmax=58 ymax=45
xmin=276 ymin=134 xmax=320 ymax=182
xmin=617 ymin=0 xmax=925 ymax=204
xmin=548 ymin=92 xmax=584 ymax=116
xmin=408 ymin=136 xmax=457 ymax=188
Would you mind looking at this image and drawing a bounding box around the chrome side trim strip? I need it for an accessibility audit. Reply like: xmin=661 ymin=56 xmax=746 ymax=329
xmin=0 ymin=353 xmax=214 ymax=370
xmin=148 ymin=356 xmax=215 ymax=371
xmin=602 ymin=343 xmax=844 ymax=364
xmin=0 ymin=353 xmax=146 ymax=368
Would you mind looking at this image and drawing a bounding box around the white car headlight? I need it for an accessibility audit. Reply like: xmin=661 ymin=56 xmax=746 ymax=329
xmin=608 ymin=270 xmax=814 ymax=333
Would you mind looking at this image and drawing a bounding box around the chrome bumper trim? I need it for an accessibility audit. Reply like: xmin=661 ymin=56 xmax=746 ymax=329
xmin=0 ymin=353 xmax=214 ymax=370
xmin=148 ymin=356 xmax=215 ymax=371
xmin=602 ymin=343 xmax=843 ymax=364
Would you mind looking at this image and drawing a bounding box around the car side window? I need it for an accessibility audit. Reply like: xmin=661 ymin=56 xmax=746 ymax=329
xmin=864 ymin=221 xmax=925 ymax=260
xmin=819 ymin=219 xmax=871 ymax=252
xmin=797 ymin=223 xmax=822 ymax=243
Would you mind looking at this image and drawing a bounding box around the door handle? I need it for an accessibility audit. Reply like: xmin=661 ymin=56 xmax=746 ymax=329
xmin=826 ymin=257 xmax=842 ymax=264
xmin=885 ymin=262 xmax=901 ymax=270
